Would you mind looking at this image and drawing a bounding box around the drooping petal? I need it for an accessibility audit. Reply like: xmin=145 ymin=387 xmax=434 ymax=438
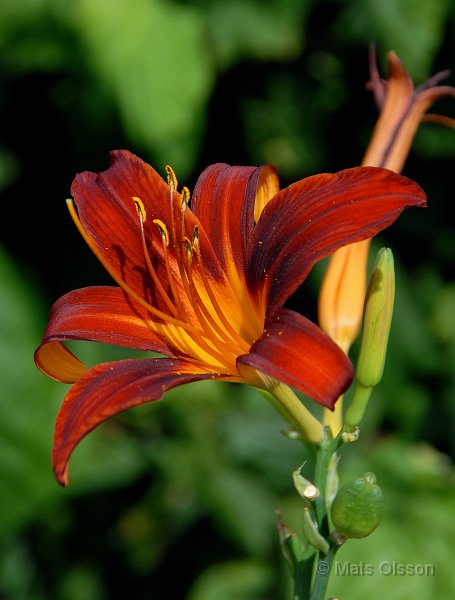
xmin=247 ymin=166 xmax=426 ymax=318
xmin=191 ymin=163 xmax=279 ymax=275
xmin=34 ymin=342 xmax=87 ymax=385
xmin=237 ymin=308 xmax=353 ymax=409
xmin=35 ymin=287 xmax=176 ymax=383
xmin=53 ymin=358 xmax=217 ymax=485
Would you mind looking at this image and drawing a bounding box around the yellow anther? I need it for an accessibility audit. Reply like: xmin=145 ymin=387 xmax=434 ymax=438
xmin=153 ymin=218 xmax=170 ymax=247
xmin=183 ymin=236 xmax=193 ymax=257
xmin=181 ymin=186 xmax=190 ymax=209
xmin=166 ymin=165 xmax=178 ymax=193
xmin=132 ymin=196 xmax=147 ymax=222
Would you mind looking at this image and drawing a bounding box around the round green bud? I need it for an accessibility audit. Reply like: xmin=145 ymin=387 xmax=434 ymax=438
xmin=331 ymin=472 xmax=384 ymax=539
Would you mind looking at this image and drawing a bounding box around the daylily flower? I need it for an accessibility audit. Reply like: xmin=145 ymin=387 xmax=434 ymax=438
xmin=35 ymin=150 xmax=425 ymax=484
xmin=318 ymin=49 xmax=454 ymax=432
xmin=319 ymin=49 xmax=455 ymax=352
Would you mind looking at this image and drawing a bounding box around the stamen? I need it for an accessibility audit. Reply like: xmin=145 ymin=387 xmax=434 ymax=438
xmin=181 ymin=186 xmax=190 ymax=209
xmin=156 ymin=224 xmax=190 ymax=323
xmin=160 ymin=218 xmax=240 ymax=365
xmin=166 ymin=165 xmax=178 ymax=193
xmin=193 ymin=225 xmax=262 ymax=339
xmin=183 ymin=236 xmax=193 ymax=259
xmin=151 ymin=207 xmax=243 ymax=370
xmin=190 ymin=233 xmax=249 ymax=355
xmin=132 ymin=196 xmax=147 ymax=222
xmin=66 ymin=199 xmax=204 ymax=336
xmin=130 ymin=198 xmax=180 ymax=318
xmin=68 ymin=196 xmax=246 ymax=374
xmin=153 ymin=219 xmax=170 ymax=247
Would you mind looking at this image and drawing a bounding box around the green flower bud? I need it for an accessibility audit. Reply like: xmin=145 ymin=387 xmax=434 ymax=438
xmin=302 ymin=507 xmax=330 ymax=554
xmin=331 ymin=472 xmax=384 ymax=539
xmin=344 ymin=248 xmax=395 ymax=428
xmin=357 ymin=247 xmax=395 ymax=388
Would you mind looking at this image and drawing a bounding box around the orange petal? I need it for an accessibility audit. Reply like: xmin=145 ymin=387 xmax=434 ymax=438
xmin=53 ymin=358 xmax=217 ymax=485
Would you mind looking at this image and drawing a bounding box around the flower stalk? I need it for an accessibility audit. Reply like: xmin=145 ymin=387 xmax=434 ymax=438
xmin=262 ymin=376 xmax=324 ymax=444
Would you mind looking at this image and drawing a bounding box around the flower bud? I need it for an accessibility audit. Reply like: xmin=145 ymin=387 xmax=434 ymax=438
xmin=302 ymin=507 xmax=330 ymax=554
xmin=356 ymin=247 xmax=395 ymax=388
xmin=331 ymin=472 xmax=384 ymax=539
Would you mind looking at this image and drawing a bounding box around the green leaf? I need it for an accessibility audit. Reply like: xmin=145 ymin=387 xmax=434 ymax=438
xmin=73 ymin=0 xmax=215 ymax=176
xmin=203 ymin=0 xmax=310 ymax=69
xmin=339 ymin=0 xmax=452 ymax=79
xmin=0 ymin=0 xmax=71 ymax=73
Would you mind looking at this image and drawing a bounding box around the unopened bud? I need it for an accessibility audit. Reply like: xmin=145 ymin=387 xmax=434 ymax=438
xmin=357 ymin=247 xmax=395 ymax=388
xmin=331 ymin=472 xmax=385 ymax=539
xmin=302 ymin=507 xmax=330 ymax=554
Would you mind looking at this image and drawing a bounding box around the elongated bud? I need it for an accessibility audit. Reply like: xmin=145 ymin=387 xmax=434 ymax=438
xmin=302 ymin=507 xmax=330 ymax=554
xmin=357 ymin=247 xmax=395 ymax=388
xmin=331 ymin=472 xmax=385 ymax=539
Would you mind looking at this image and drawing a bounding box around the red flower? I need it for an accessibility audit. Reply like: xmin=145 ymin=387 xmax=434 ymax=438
xmin=35 ymin=150 xmax=425 ymax=484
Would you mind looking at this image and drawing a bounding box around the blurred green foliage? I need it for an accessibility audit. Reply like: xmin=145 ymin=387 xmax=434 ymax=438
xmin=1 ymin=0 xmax=455 ymax=598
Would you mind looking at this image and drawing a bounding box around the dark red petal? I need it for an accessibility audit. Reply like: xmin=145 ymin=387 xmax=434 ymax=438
xmin=35 ymin=286 xmax=175 ymax=383
xmin=53 ymin=358 xmax=216 ymax=485
xmin=247 ymin=166 xmax=426 ymax=317
xmin=191 ymin=163 xmax=277 ymax=274
xmin=237 ymin=308 xmax=353 ymax=408
xmin=71 ymin=150 xmax=186 ymax=303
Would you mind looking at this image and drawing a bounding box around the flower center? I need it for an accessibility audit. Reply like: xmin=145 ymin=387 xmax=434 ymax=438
xmin=67 ymin=167 xmax=263 ymax=375
xmin=130 ymin=167 xmax=259 ymax=374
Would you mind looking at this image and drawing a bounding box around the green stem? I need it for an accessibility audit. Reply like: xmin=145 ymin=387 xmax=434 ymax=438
xmin=263 ymin=378 xmax=344 ymax=598
xmin=293 ymin=555 xmax=314 ymax=600
xmin=262 ymin=376 xmax=324 ymax=444
xmin=313 ymin=430 xmax=340 ymax=527
xmin=309 ymin=543 xmax=340 ymax=600
xmin=344 ymin=382 xmax=373 ymax=428
xmin=310 ymin=433 xmax=344 ymax=598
